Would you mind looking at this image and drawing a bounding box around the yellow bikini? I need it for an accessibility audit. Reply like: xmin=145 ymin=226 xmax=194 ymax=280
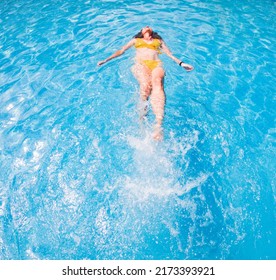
xmin=135 ymin=38 xmax=162 ymax=51
xmin=140 ymin=60 xmax=161 ymax=71
xmin=135 ymin=38 xmax=162 ymax=71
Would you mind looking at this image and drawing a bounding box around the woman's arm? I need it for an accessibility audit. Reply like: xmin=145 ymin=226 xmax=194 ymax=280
xmin=161 ymin=40 xmax=194 ymax=71
xmin=97 ymin=39 xmax=136 ymax=66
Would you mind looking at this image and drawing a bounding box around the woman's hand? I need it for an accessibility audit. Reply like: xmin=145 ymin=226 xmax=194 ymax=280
xmin=181 ymin=63 xmax=194 ymax=71
xmin=97 ymin=60 xmax=106 ymax=66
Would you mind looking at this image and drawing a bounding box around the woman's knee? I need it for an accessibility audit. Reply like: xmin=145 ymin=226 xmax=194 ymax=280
xmin=140 ymin=82 xmax=152 ymax=99
xmin=152 ymin=69 xmax=164 ymax=88
xmin=152 ymin=76 xmax=163 ymax=89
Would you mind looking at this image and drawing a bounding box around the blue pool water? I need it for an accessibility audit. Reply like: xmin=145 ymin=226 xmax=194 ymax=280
xmin=0 ymin=0 xmax=275 ymax=260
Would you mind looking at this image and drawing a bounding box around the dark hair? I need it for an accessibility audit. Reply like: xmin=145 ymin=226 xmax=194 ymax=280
xmin=133 ymin=30 xmax=163 ymax=40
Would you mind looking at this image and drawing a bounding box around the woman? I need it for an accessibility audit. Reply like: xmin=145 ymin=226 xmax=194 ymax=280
xmin=97 ymin=26 xmax=194 ymax=140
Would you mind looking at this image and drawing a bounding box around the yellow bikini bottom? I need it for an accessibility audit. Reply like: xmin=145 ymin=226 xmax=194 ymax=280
xmin=140 ymin=60 xmax=161 ymax=71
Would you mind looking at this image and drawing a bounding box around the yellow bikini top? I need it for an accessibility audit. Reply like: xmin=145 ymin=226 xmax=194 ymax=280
xmin=135 ymin=38 xmax=162 ymax=53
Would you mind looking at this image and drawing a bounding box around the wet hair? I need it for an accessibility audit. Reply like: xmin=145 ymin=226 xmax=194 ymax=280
xmin=133 ymin=30 xmax=163 ymax=40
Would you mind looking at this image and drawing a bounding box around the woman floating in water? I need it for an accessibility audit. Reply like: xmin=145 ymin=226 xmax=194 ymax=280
xmin=97 ymin=26 xmax=194 ymax=140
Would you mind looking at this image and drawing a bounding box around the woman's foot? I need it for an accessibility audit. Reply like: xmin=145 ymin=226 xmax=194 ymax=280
xmin=152 ymin=124 xmax=163 ymax=141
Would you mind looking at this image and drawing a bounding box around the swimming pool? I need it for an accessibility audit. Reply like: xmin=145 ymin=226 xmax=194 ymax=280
xmin=0 ymin=0 xmax=275 ymax=260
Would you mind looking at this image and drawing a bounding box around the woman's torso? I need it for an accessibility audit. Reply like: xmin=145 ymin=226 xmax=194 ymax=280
xmin=134 ymin=38 xmax=162 ymax=61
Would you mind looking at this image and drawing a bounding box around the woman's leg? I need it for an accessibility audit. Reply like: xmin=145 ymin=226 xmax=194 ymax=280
xmin=151 ymin=66 xmax=165 ymax=127
xmin=132 ymin=64 xmax=152 ymax=119
xmin=132 ymin=63 xmax=152 ymax=100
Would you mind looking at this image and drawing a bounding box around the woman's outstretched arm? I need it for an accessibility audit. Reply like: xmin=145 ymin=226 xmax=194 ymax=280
xmin=161 ymin=40 xmax=194 ymax=71
xmin=97 ymin=39 xmax=136 ymax=66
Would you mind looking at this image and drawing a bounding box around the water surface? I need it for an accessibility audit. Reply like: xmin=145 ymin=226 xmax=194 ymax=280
xmin=0 ymin=0 xmax=275 ymax=259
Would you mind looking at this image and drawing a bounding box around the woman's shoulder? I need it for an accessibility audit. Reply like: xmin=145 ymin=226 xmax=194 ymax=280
xmin=134 ymin=38 xmax=143 ymax=46
xmin=153 ymin=38 xmax=162 ymax=45
xmin=153 ymin=38 xmax=162 ymax=43
xmin=155 ymin=38 xmax=163 ymax=43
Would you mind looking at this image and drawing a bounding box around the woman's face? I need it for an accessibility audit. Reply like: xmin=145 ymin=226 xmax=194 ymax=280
xmin=141 ymin=26 xmax=153 ymax=37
